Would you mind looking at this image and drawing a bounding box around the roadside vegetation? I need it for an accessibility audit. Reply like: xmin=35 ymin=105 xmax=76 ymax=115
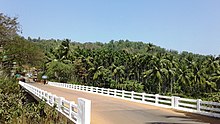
xmin=0 ymin=76 xmax=70 ymax=124
xmin=0 ymin=13 xmax=68 ymax=124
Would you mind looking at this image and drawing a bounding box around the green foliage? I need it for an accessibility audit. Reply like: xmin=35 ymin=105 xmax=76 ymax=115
xmin=23 ymin=100 xmax=67 ymax=124
xmin=4 ymin=36 xmax=44 ymax=67
xmin=42 ymin=39 xmax=220 ymax=99
xmin=46 ymin=61 xmax=73 ymax=83
xmin=37 ymin=72 xmax=44 ymax=81
xmin=0 ymin=13 xmax=69 ymax=124
xmin=68 ymin=81 xmax=81 ymax=85
xmin=0 ymin=13 xmax=19 ymax=46
xmin=0 ymin=13 xmax=44 ymax=76
xmin=0 ymin=77 xmax=69 ymax=124
xmin=44 ymin=39 xmax=73 ymax=83
xmin=202 ymin=92 xmax=220 ymax=102
xmin=0 ymin=77 xmax=23 ymax=123
xmin=113 ymin=80 xmax=144 ymax=92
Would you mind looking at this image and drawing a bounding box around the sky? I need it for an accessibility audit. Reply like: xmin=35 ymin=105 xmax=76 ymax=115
xmin=0 ymin=0 xmax=220 ymax=55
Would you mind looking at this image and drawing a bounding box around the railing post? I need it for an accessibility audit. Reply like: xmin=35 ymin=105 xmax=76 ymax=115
xmin=47 ymin=93 xmax=51 ymax=104
xmin=43 ymin=91 xmax=47 ymax=99
xmin=77 ymin=98 xmax=91 ymax=124
xmin=51 ymin=95 xmax=55 ymax=106
xmin=36 ymin=90 xmax=39 ymax=97
xmin=171 ymin=96 xmax=175 ymax=108
xmin=41 ymin=90 xmax=44 ymax=99
xmin=174 ymin=96 xmax=180 ymax=108
xmin=107 ymin=88 xmax=110 ymax=95
xmin=122 ymin=90 xmax=125 ymax=98
xmin=44 ymin=91 xmax=48 ymax=101
xmin=39 ymin=90 xmax=42 ymax=98
xmin=142 ymin=93 xmax=145 ymax=102
xmin=42 ymin=91 xmax=45 ymax=99
xmin=69 ymin=102 xmax=73 ymax=118
xmin=155 ymin=94 xmax=159 ymax=104
xmin=197 ymin=99 xmax=202 ymax=112
xmin=95 ymin=87 xmax=97 ymax=92
xmin=131 ymin=91 xmax=134 ymax=100
xmin=114 ymin=89 xmax=117 ymax=97
xmin=101 ymin=88 xmax=104 ymax=94
xmin=38 ymin=89 xmax=41 ymax=97
xmin=90 ymin=87 xmax=93 ymax=92
xmin=33 ymin=88 xmax=36 ymax=95
xmin=96 ymin=87 xmax=99 ymax=93
xmin=58 ymin=97 xmax=64 ymax=111
xmin=82 ymin=86 xmax=84 ymax=91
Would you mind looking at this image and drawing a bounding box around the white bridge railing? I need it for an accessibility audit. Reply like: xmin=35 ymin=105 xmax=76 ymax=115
xmin=19 ymin=81 xmax=91 ymax=124
xmin=48 ymin=81 xmax=220 ymax=118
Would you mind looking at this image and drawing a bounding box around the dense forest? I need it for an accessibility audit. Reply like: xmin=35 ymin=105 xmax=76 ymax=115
xmin=34 ymin=39 xmax=220 ymax=101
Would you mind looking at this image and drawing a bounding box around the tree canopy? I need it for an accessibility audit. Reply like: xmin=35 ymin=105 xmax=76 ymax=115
xmin=35 ymin=39 xmax=220 ymax=101
xmin=0 ymin=13 xmax=44 ymax=75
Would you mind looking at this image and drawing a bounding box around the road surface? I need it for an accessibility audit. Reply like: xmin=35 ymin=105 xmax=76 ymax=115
xmin=31 ymin=83 xmax=220 ymax=124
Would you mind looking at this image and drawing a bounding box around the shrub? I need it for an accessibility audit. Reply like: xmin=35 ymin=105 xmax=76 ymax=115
xmin=0 ymin=77 xmax=69 ymax=124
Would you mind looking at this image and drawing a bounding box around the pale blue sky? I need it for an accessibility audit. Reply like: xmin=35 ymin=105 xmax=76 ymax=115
xmin=1 ymin=0 xmax=220 ymax=55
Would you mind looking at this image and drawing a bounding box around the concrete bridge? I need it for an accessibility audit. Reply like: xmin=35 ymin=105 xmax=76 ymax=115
xmin=20 ymin=82 xmax=220 ymax=124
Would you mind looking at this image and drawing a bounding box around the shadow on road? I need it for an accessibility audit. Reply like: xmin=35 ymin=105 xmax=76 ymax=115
xmin=146 ymin=111 xmax=220 ymax=124
xmin=147 ymin=122 xmax=207 ymax=124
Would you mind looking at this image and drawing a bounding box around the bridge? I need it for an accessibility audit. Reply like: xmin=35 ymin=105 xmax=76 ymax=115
xmin=19 ymin=81 xmax=220 ymax=124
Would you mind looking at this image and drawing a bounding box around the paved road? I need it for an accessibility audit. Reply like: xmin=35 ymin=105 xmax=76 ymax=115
xmin=31 ymin=83 xmax=220 ymax=124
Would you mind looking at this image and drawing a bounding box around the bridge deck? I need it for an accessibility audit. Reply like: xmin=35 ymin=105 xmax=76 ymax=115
xmin=31 ymin=83 xmax=220 ymax=124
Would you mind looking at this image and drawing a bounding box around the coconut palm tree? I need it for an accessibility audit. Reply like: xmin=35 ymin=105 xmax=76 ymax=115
xmin=143 ymin=54 xmax=168 ymax=94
